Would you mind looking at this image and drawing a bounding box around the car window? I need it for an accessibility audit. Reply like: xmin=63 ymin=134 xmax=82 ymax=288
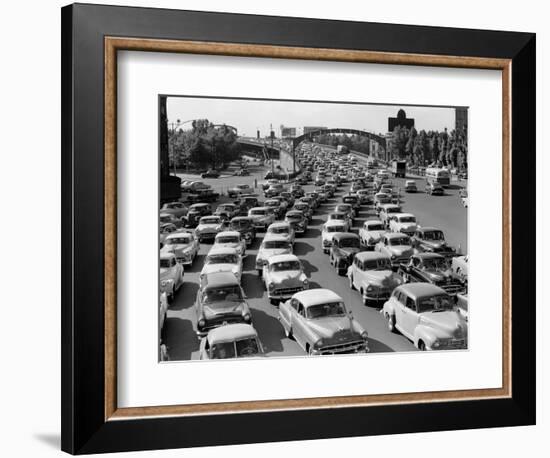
xmin=210 ymin=342 xmax=236 ymax=359
xmin=406 ymin=297 xmax=416 ymax=311
xmin=297 ymin=303 xmax=305 ymax=317
xmin=290 ymin=299 xmax=299 ymax=311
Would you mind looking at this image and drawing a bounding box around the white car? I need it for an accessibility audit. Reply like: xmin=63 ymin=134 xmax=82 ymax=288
xmin=358 ymin=219 xmax=387 ymax=250
xmin=195 ymin=215 xmax=227 ymax=243
xmin=255 ymin=234 xmax=293 ymax=275
xmin=160 ymin=231 xmax=200 ymax=265
xmin=228 ymin=183 xmax=254 ymax=198
xmin=160 ymin=252 xmax=184 ymax=302
xmin=378 ymin=203 xmax=402 ymax=226
xmin=347 ymin=252 xmax=402 ymax=306
xmin=266 ymin=221 xmax=295 ymax=246
xmin=389 ymin=213 xmax=418 ymax=236
xmin=321 ymin=220 xmax=348 ymax=253
xmin=262 ymin=254 xmax=309 ymax=305
xmin=248 ymin=207 xmax=276 ymax=232
xmin=200 ymin=246 xmax=243 ymax=283
xmin=159 ymin=292 xmax=168 ymax=338
xmin=212 ymin=231 xmax=246 ymax=256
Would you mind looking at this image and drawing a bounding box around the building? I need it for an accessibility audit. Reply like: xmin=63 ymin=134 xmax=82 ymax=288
xmin=280 ymin=125 xmax=296 ymax=138
xmin=303 ymin=126 xmax=327 ymax=134
xmin=455 ymin=107 xmax=468 ymax=133
xmin=388 ymin=109 xmax=414 ymax=132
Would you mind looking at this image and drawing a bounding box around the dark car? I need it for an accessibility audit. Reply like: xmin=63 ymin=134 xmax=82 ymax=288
xmin=397 ymin=253 xmax=465 ymax=295
xmin=425 ymin=181 xmax=444 ymax=195
xmin=293 ymin=202 xmax=313 ymax=222
xmin=234 ymin=195 xmax=261 ymax=215
xmin=184 ymin=203 xmax=212 ymax=228
xmin=187 ymin=188 xmax=220 ymax=203
xmin=341 ymin=193 xmax=361 ymax=215
xmin=284 ymin=210 xmax=308 ymax=235
xmin=411 ymin=227 xmax=457 ymax=257
xmin=329 ymin=232 xmax=362 ymax=275
xmin=201 ymin=169 xmax=220 ymax=179
xmin=229 ymin=216 xmax=256 ymax=245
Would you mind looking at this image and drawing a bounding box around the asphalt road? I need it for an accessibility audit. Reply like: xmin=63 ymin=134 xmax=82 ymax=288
xmin=163 ymin=158 xmax=467 ymax=361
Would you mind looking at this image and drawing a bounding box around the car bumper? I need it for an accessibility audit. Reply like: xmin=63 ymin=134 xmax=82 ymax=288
xmin=311 ymin=342 xmax=369 ymax=355
xmin=268 ymin=286 xmax=305 ymax=301
xmin=197 ymin=233 xmax=217 ymax=242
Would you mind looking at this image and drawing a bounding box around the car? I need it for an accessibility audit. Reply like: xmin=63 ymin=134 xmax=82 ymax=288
xmin=264 ymin=183 xmax=285 ymax=198
xmin=200 ymin=246 xmax=243 ymax=283
xmin=195 ymin=272 xmax=252 ymax=337
xmin=334 ymin=203 xmax=355 ymax=224
xmin=314 ymin=176 xmax=325 ymax=186
xmin=398 ymin=253 xmax=464 ymax=294
xmin=373 ymin=192 xmax=392 ymax=209
xmin=228 ymin=183 xmax=254 ymax=198
xmin=160 ymin=212 xmax=184 ymax=229
xmin=410 ymin=227 xmax=457 ymax=256
xmin=159 ymin=222 xmax=178 ymax=247
xmin=356 ymin=189 xmax=374 ymax=205
xmin=293 ymin=202 xmax=313 ymax=222
xmin=347 ymin=252 xmax=403 ymax=306
xmin=215 ymin=203 xmax=240 ymax=221
xmin=248 ymin=206 xmax=276 ymax=232
xmin=195 ymin=215 xmax=227 ymax=243
xmin=426 ymin=181 xmax=444 ymax=195
xmin=229 ymin=216 xmax=256 ymax=245
xmin=381 ymin=283 xmax=468 ymax=350
xmin=375 ymin=232 xmax=414 ymax=268
xmin=255 ymin=235 xmax=293 ymax=275
xmin=213 ymin=231 xmax=246 ymax=256
xmin=183 ymin=203 xmax=212 ymax=228
xmin=160 ymin=201 xmax=188 ymax=219
xmin=289 ymin=184 xmax=305 ymax=198
xmin=235 ymin=195 xmax=261 ymax=215
xmin=404 ymin=180 xmax=418 ymax=193
xmin=264 ymin=199 xmax=285 ymax=219
xmin=326 ymin=211 xmax=351 ymax=232
xmin=389 ymin=213 xmax=419 ymax=236
xmin=263 ymin=254 xmax=309 ymax=305
xmin=284 ymin=210 xmax=308 ymax=235
xmin=451 ymin=255 xmax=469 ymax=284
xmin=341 ymin=193 xmax=361 ymax=215
xmin=159 ymin=292 xmax=169 ymax=339
xmin=278 ymin=289 xmax=369 ymax=355
xmin=234 ymin=168 xmax=250 ymax=177
xmin=358 ymin=219 xmax=387 ymax=250
xmin=270 ymin=195 xmax=290 ymax=212
xmin=185 ymin=187 xmax=220 ymax=203
xmin=378 ymin=203 xmax=402 ymax=226
xmin=199 ymin=323 xmax=264 ymax=359
xmin=279 ymin=191 xmax=295 ymax=208
xmin=160 ymin=231 xmax=200 ymax=265
xmin=159 ymin=252 xmax=184 ymax=302
xmin=201 ymin=169 xmax=220 ymax=178
xmin=266 ymin=221 xmax=295 ymax=246
xmin=329 ymin=232 xmax=362 ymax=275
xmin=321 ymin=220 xmax=348 ymax=253
xmin=460 ymin=189 xmax=468 ymax=207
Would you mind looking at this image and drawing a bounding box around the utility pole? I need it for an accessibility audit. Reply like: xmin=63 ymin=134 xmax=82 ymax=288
xmin=270 ymin=123 xmax=274 ymax=176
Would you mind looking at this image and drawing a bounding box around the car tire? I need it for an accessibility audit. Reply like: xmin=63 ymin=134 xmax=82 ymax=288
xmin=386 ymin=313 xmax=396 ymax=333
xmin=418 ymin=340 xmax=426 ymax=351
xmin=257 ymin=269 xmax=262 ymax=277
xmin=349 ymin=276 xmax=355 ymax=290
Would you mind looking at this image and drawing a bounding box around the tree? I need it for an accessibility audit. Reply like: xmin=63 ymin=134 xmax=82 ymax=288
xmin=390 ymin=126 xmax=409 ymax=159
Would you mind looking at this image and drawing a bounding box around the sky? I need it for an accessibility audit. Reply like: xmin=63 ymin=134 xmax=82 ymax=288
xmin=166 ymin=96 xmax=460 ymax=137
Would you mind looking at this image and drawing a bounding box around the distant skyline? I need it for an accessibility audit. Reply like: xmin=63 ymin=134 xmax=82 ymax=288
xmin=167 ymin=96 xmax=461 ymax=137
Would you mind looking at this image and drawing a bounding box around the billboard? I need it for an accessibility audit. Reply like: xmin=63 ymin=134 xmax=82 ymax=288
xmin=281 ymin=126 xmax=296 ymax=138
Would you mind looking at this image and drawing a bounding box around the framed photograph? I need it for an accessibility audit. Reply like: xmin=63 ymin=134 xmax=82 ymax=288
xmin=61 ymin=3 xmax=536 ymax=454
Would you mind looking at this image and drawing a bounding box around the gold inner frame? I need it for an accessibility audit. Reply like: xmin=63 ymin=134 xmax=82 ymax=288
xmin=104 ymin=37 xmax=512 ymax=421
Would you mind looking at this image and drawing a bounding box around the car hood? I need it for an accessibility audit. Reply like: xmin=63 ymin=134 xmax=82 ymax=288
xmin=388 ymin=245 xmax=413 ymax=256
xmin=268 ymin=270 xmax=306 ymax=286
xmin=249 ymin=214 xmax=269 ymax=222
xmin=364 ymin=230 xmax=385 ymax=242
xmin=307 ymin=316 xmax=356 ymax=339
xmin=196 ymin=224 xmax=221 ymax=232
xmin=161 ymin=243 xmax=192 ymax=254
xmin=257 ymin=248 xmax=291 ymax=259
xmin=215 ymin=242 xmax=241 ymax=250
xmin=202 ymin=302 xmax=245 ymax=319
xmin=159 ymin=268 xmax=173 ymax=279
xmin=421 ymin=240 xmax=448 ymax=250
xmin=419 ymin=311 xmax=467 ymax=338
xmin=395 ymin=223 xmax=418 ymax=232
xmin=363 ymin=270 xmax=399 ymax=286
xmin=423 ymin=269 xmax=453 ymax=282
xmin=201 ymin=264 xmax=240 ymax=276
xmin=338 ymin=247 xmax=361 ymax=257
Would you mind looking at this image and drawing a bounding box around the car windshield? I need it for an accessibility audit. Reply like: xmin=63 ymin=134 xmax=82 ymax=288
xmin=216 ymin=236 xmax=239 ymax=244
xmin=389 ymin=236 xmax=410 ymax=246
xmin=202 ymin=285 xmax=242 ymax=304
xmin=159 ymin=259 xmax=172 ymax=268
xmin=286 ymin=214 xmax=301 ymax=221
xmin=327 ymin=226 xmax=344 ymax=233
xmin=206 ymin=254 xmax=238 ymax=264
xmin=166 ymin=203 xmax=182 ymax=209
xmin=422 ymin=258 xmax=450 ymax=270
xmin=218 ymin=205 xmax=234 ymax=212
xmin=417 ymin=294 xmax=454 ymax=313
xmin=339 ymin=238 xmax=359 ymax=248
xmin=165 ymin=236 xmax=191 ymax=245
xmin=387 ymin=207 xmax=401 ymax=213
xmin=399 ymin=216 xmax=416 ymax=223
xmin=270 ymin=226 xmax=289 ymax=234
xmin=231 ymin=220 xmax=251 ymax=229
xmin=271 ymin=261 xmax=301 ymax=272
xmin=200 ymin=218 xmax=219 ymax=224
xmin=329 ymin=214 xmax=344 ymax=220
xmin=363 ymin=258 xmax=392 ymax=270
xmin=423 ymin=230 xmax=445 ymax=241
xmin=210 ymin=341 xmax=236 ymax=359
xmin=336 ymin=205 xmax=351 ymax=212
xmin=343 ymin=197 xmax=357 ymax=203
xmin=263 ymin=241 xmax=290 ymax=250
xmin=266 ymin=201 xmax=279 ymax=207
xmin=306 ymin=302 xmax=346 ymax=319
xmin=250 ymin=209 xmax=266 ymax=216
xmin=210 ymin=337 xmax=260 ymax=359
xmin=367 ymin=223 xmax=385 ymax=231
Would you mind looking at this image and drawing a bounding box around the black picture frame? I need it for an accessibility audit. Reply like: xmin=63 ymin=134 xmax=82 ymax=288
xmin=61 ymin=3 xmax=536 ymax=454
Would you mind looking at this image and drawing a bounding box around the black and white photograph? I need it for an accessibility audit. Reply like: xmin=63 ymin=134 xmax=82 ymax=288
xmin=158 ymin=96 xmax=469 ymax=361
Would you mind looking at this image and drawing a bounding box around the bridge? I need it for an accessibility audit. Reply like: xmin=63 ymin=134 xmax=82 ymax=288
xmin=292 ymin=127 xmax=386 ymax=151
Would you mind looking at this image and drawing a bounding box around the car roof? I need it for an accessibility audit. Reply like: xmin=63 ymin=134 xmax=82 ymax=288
xmin=397 ymin=283 xmax=447 ymax=300
xmin=364 ymin=219 xmax=384 ymax=226
xmin=333 ymin=232 xmax=359 ymax=241
xmin=250 ymin=206 xmax=269 ymax=211
xmin=202 ymin=271 xmax=240 ymax=289
xmin=268 ymin=221 xmax=290 ymax=228
xmin=207 ymin=246 xmax=239 ymax=255
xmin=355 ymin=251 xmax=390 ymax=261
xmin=231 ymin=216 xmax=252 ymax=221
xmin=417 ymin=226 xmax=441 ymax=233
xmin=380 ymin=203 xmax=401 ymax=209
xmin=215 ymin=231 xmax=241 ymax=238
xmin=385 ymin=232 xmax=410 ymax=239
xmin=267 ymin=254 xmax=299 ymax=264
xmin=165 ymin=232 xmax=192 ymax=240
xmin=207 ymin=323 xmax=258 ymax=343
xmin=293 ymin=288 xmax=343 ymax=306
xmin=394 ymin=213 xmax=415 ymax=218
xmin=190 ymin=203 xmax=209 ymax=208
xmin=200 ymin=215 xmax=221 ymax=220
xmin=262 ymin=234 xmax=291 ymax=243
xmin=325 ymin=219 xmax=346 ymax=226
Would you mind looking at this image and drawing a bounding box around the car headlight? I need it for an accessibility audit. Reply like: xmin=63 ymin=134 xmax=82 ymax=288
xmin=432 ymin=340 xmax=440 ymax=349
xmin=161 ymin=279 xmax=174 ymax=287
xmin=244 ymin=233 xmax=251 ymax=239
xmin=360 ymin=330 xmax=368 ymax=340
xmin=243 ymin=312 xmax=251 ymax=322
xmin=366 ymin=285 xmax=374 ymax=292
xmin=198 ymin=318 xmax=206 ymax=328
xmin=303 ymin=278 xmax=308 ymax=285
xmin=314 ymin=338 xmax=324 ymax=349
xmin=268 ymin=282 xmax=275 ymax=290
xmin=391 ymin=254 xmax=396 ymax=260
